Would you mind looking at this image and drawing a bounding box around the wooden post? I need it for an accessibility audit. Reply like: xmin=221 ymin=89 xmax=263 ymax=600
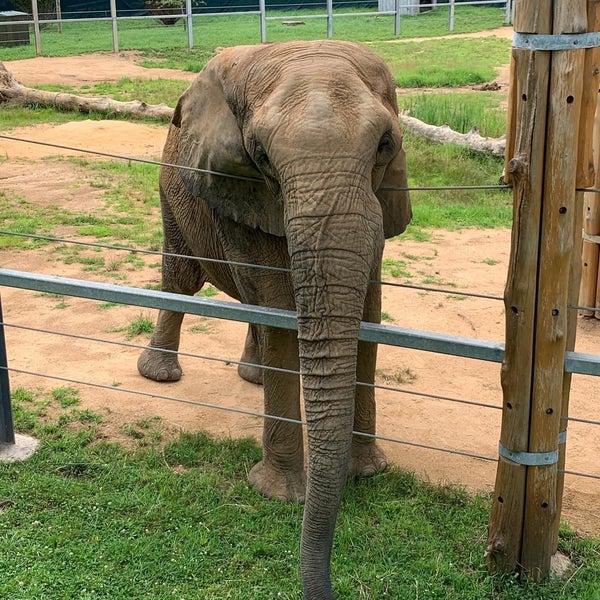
xmin=556 ymin=0 xmax=600 ymax=553
xmin=487 ymin=0 xmax=593 ymax=580
xmin=580 ymin=100 xmax=600 ymax=316
xmin=579 ymin=2 xmax=600 ymax=319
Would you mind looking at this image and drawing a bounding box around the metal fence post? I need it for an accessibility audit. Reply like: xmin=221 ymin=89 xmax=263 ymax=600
xmin=31 ymin=0 xmax=41 ymax=55
xmin=185 ymin=0 xmax=194 ymax=49
xmin=327 ymin=0 xmax=333 ymax=38
xmin=448 ymin=0 xmax=455 ymax=31
xmin=504 ymin=0 xmax=512 ymax=25
xmin=0 ymin=294 xmax=15 ymax=445
xmin=259 ymin=0 xmax=267 ymax=43
xmin=56 ymin=0 xmax=62 ymax=33
xmin=394 ymin=0 xmax=401 ymax=36
xmin=110 ymin=0 xmax=118 ymax=53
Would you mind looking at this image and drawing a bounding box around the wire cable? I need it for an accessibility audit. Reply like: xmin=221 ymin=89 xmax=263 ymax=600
xmin=5 ymin=365 xmax=600 ymax=480
xmin=0 ymin=134 xmax=511 ymax=193
xmin=0 ymin=230 xmax=505 ymax=301
xmin=1 ymin=321 xmax=501 ymax=411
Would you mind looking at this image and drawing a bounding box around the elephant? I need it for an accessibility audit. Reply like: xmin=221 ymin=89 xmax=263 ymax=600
xmin=137 ymin=39 xmax=411 ymax=600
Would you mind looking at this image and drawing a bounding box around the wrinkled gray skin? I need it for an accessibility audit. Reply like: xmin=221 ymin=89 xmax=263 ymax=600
xmin=137 ymin=40 xmax=411 ymax=600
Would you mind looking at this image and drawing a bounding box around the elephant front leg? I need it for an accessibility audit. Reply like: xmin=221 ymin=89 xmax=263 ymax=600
xmin=138 ymin=310 xmax=186 ymax=381
xmin=248 ymin=326 xmax=305 ymax=501
xmin=349 ymin=339 xmax=388 ymax=479
xmin=237 ymin=324 xmax=264 ymax=385
xmin=137 ymin=218 xmax=208 ymax=382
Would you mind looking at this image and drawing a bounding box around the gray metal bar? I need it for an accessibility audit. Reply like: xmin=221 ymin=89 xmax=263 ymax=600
xmin=359 ymin=321 xmax=505 ymax=363
xmin=394 ymin=0 xmax=400 ymax=36
xmin=185 ymin=0 xmax=194 ymax=49
xmin=3 ymin=269 xmax=600 ymax=376
xmin=31 ymin=0 xmax=41 ymax=56
xmin=513 ymin=31 xmax=600 ymax=51
xmin=109 ymin=0 xmax=118 ymax=54
xmin=564 ymin=351 xmax=600 ymax=376
xmin=0 ymin=295 xmax=15 ymax=444
xmin=498 ymin=443 xmax=559 ymax=466
xmin=0 ymin=269 xmax=505 ymax=363
xmin=0 ymin=269 xmax=295 ymax=330
xmin=259 ymin=0 xmax=267 ymax=43
xmin=327 ymin=0 xmax=333 ymax=38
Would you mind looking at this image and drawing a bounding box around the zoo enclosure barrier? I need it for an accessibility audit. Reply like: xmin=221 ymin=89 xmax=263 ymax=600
xmin=0 ymin=0 xmax=513 ymax=53
xmin=1 ymin=124 xmax=600 ymax=579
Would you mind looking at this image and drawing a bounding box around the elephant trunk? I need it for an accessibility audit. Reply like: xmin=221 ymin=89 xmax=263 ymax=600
xmin=284 ymin=184 xmax=383 ymax=599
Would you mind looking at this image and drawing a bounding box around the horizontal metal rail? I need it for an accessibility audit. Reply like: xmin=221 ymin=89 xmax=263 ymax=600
xmin=0 ymin=268 xmax=505 ymax=363
xmin=1 ymin=269 xmax=598 ymax=374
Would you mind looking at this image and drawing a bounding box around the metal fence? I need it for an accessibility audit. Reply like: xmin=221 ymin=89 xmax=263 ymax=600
xmin=0 ymin=135 xmax=599 ymax=490
xmin=0 ymin=0 xmax=513 ymax=54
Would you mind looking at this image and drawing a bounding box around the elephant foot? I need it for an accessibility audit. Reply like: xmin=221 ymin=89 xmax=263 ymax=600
xmin=248 ymin=460 xmax=306 ymax=502
xmin=349 ymin=440 xmax=388 ymax=479
xmin=237 ymin=361 xmax=264 ymax=386
xmin=137 ymin=347 xmax=183 ymax=382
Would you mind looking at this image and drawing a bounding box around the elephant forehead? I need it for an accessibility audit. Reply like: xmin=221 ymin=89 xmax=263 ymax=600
xmin=256 ymin=79 xmax=385 ymax=141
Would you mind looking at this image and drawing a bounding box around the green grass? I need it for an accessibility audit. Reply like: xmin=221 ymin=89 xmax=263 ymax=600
xmin=399 ymin=91 xmax=508 ymax=138
xmin=1 ymin=388 xmax=600 ymax=599
xmin=381 ymin=257 xmax=412 ymax=279
xmin=124 ymin=314 xmax=155 ymax=339
xmin=0 ymin=159 xmax=163 ymax=260
xmin=402 ymin=133 xmax=511 ymax=234
xmin=372 ymin=36 xmax=511 ymax=88
xmin=36 ymin=77 xmax=192 ymax=111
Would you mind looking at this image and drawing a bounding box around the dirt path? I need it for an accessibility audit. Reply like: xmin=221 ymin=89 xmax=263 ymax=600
xmin=2 ymin=31 xmax=600 ymax=538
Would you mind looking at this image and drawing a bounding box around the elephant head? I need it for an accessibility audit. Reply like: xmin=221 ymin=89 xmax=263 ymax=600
xmin=173 ymin=40 xmax=411 ymax=599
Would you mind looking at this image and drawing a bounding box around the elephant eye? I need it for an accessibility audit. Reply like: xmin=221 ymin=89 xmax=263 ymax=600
xmin=377 ymin=131 xmax=394 ymax=156
xmin=253 ymin=142 xmax=271 ymax=169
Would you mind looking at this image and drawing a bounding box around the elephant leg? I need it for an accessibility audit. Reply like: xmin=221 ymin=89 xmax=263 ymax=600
xmin=349 ymin=339 xmax=387 ymax=478
xmin=248 ymin=326 xmax=305 ymax=501
xmin=349 ymin=282 xmax=387 ymax=479
xmin=138 ymin=237 xmax=206 ymax=382
xmin=237 ymin=323 xmax=264 ymax=385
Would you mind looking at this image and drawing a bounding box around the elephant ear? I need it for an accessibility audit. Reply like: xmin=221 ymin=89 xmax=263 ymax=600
xmin=376 ymin=142 xmax=412 ymax=239
xmin=175 ymin=53 xmax=285 ymax=237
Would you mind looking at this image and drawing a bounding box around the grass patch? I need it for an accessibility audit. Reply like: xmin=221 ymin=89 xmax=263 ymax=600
xmin=197 ymin=285 xmax=219 ymax=298
xmin=399 ymin=91 xmax=507 ymax=138
xmin=124 ymin=314 xmax=155 ymax=340
xmin=0 ymin=106 xmax=111 ymax=130
xmin=0 ymin=7 xmax=507 ymax=62
xmin=371 ymin=36 xmax=511 ymax=88
xmin=2 ymin=390 xmax=600 ymax=599
xmin=376 ymin=366 xmax=417 ymax=384
xmin=0 ymin=159 xmax=163 ymax=256
xmin=50 ymin=387 xmax=81 ymax=408
xmin=402 ymin=133 xmax=512 ymax=232
xmin=38 ymin=77 xmax=191 ymax=109
xmin=382 ymin=257 xmax=412 ymax=279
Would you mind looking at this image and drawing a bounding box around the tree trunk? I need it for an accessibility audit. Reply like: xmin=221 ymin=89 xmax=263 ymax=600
xmin=399 ymin=111 xmax=507 ymax=156
xmin=0 ymin=61 xmax=174 ymax=122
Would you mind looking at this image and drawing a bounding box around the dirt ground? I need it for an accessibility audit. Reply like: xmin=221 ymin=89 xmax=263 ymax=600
xmin=2 ymin=27 xmax=600 ymax=539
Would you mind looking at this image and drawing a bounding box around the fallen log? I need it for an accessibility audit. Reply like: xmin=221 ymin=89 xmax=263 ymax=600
xmin=1 ymin=61 xmax=507 ymax=155
xmin=0 ymin=61 xmax=174 ymax=122
xmin=399 ymin=111 xmax=506 ymax=157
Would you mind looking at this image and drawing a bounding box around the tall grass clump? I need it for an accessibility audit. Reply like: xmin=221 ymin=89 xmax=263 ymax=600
xmin=399 ymin=91 xmax=507 ymax=138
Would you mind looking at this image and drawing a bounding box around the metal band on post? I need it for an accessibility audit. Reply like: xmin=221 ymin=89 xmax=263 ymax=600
xmin=513 ymin=31 xmax=600 ymax=50
xmin=498 ymin=431 xmax=567 ymax=466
